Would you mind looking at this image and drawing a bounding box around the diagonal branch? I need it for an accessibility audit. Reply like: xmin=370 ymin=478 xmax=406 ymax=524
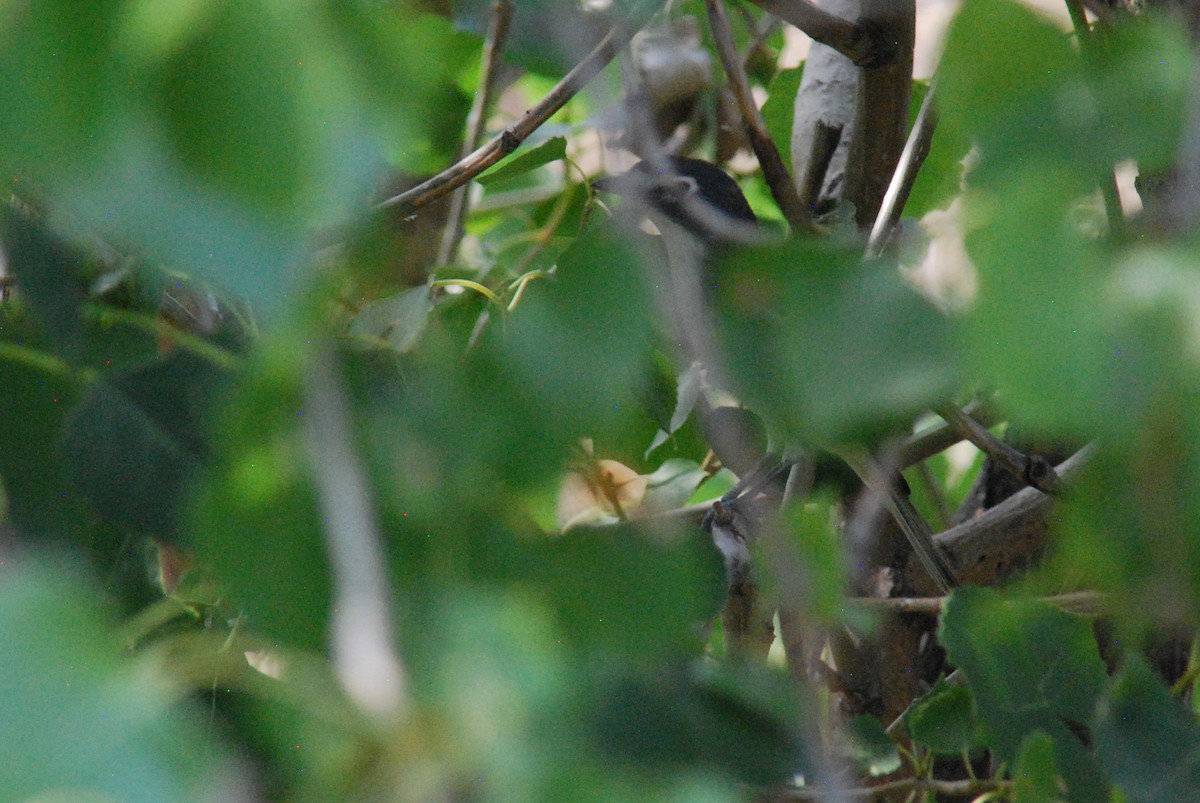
xmin=705 ymin=0 xmax=812 ymax=232
xmin=436 ymin=0 xmax=514 ymax=267
xmin=377 ymin=24 xmax=641 ymax=215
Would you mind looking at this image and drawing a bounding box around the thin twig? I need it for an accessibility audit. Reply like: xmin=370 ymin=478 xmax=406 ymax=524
xmin=705 ymin=0 xmax=813 ymax=232
xmin=378 ymin=24 xmax=641 ymax=215
xmin=852 ymin=590 xmax=1108 ymax=616
xmin=746 ymin=0 xmax=888 ymax=67
xmin=865 ymin=79 xmax=938 ymax=258
xmin=437 ymin=0 xmax=514 ymax=267
xmin=798 ymin=120 xmax=842 ymax=214
xmin=898 ymin=399 xmax=994 ymax=468
xmin=1064 ymin=0 xmax=1128 ymax=240
xmin=773 ymin=775 xmax=1008 ymax=800
xmin=935 ymin=403 xmax=1061 ymax=495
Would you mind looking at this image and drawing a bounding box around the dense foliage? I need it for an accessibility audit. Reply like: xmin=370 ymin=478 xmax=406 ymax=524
xmin=4 ymin=0 xmax=1200 ymax=800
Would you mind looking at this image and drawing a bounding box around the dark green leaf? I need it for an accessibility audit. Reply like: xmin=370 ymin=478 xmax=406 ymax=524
xmin=189 ymin=348 xmax=330 ymax=652
xmin=1095 ymin=655 xmax=1200 ymax=803
xmin=63 ymin=352 xmax=229 ymax=540
xmin=591 ymin=660 xmax=810 ymax=786
xmin=906 ymin=678 xmax=982 ymax=756
xmin=477 ymin=137 xmax=568 ymax=186
xmin=505 ymin=222 xmax=656 ymax=444
xmin=940 ymin=587 xmax=1108 ymax=801
xmin=531 ymin=523 xmax=725 ymax=659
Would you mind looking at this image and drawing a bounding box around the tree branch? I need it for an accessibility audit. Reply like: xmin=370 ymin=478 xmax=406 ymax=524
xmin=705 ymin=0 xmax=812 ymax=232
xmin=865 ymin=79 xmax=937 ymax=258
xmin=436 ymin=0 xmax=514 ymax=267
xmin=746 ymin=0 xmax=893 ymax=67
xmin=377 ymin=23 xmax=640 ymax=215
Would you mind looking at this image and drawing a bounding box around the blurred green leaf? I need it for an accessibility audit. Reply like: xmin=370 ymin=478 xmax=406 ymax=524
xmin=506 ymin=222 xmax=656 ymax=445
xmin=189 ymin=345 xmax=331 ymax=652
xmin=64 ymin=351 xmax=229 ymax=540
xmin=940 ymin=587 xmax=1107 ymax=801
xmin=348 ymin=285 xmax=432 ymax=353
xmin=531 ymin=524 xmax=724 ymax=659
xmin=1095 ymin=655 xmax=1200 ymax=803
xmin=844 ymin=715 xmax=900 ymax=777
xmin=591 ymin=660 xmax=810 ymax=786
xmin=478 ymin=136 xmax=568 ymax=186
xmin=1012 ymin=732 xmax=1066 ymax=803
xmin=906 ymin=678 xmax=982 ymax=756
xmin=0 ymin=564 xmax=224 ymax=800
xmin=714 ymin=241 xmax=957 ymax=444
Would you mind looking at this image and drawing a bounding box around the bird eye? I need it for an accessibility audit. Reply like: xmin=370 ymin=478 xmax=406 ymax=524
xmin=676 ymin=175 xmax=699 ymax=195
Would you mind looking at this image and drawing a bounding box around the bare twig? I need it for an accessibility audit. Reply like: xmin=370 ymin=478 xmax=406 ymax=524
xmin=747 ymin=0 xmax=892 ymax=67
xmin=704 ymin=0 xmax=813 ymax=232
xmin=378 ymin=24 xmax=640 ymax=215
xmin=774 ymin=775 xmax=1008 ymax=800
xmin=303 ymin=347 xmax=407 ymax=718
xmin=1064 ymin=0 xmax=1128 ymax=240
xmin=852 ymin=590 xmax=1108 ymax=616
xmin=436 ymin=0 xmax=514 ymax=267
xmin=898 ymin=399 xmax=994 ymax=468
xmin=865 ymin=79 xmax=938 ymax=258
xmin=798 ymin=120 xmax=843 ymax=214
xmin=935 ymin=403 xmax=1061 ymax=495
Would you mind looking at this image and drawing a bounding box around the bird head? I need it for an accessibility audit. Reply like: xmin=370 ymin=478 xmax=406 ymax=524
xmin=593 ymin=156 xmax=759 ymax=247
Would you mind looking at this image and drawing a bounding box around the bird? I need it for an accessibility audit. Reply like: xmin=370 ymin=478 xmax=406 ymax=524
xmin=593 ymin=155 xmax=957 ymax=596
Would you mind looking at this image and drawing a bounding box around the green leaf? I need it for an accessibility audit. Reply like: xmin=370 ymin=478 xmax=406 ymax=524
xmin=1012 ymin=732 xmax=1066 ymax=803
xmin=1095 ymin=655 xmax=1200 ymax=803
xmin=713 ymin=240 xmax=957 ymax=444
xmin=761 ymin=67 xmax=803 ymax=174
xmin=0 ymin=1 xmax=121 ymax=182
xmin=0 ymin=564 xmax=224 ymax=800
xmin=906 ymin=678 xmax=982 ymax=756
xmin=63 ymin=351 xmax=229 ymax=539
xmin=591 ymin=660 xmax=811 ymax=786
xmin=189 ymin=346 xmax=331 ymax=652
xmin=348 ymin=285 xmax=432 ymax=353
xmin=477 ymin=136 xmax=568 ymax=186
xmin=844 ymin=715 xmax=901 ymax=777
xmin=505 ymin=222 xmax=656 ymax=445
xmin=940 ymin=587 xmax=1108 ymax=801
xmin=530 ymin=523 xmax=725 ymax=660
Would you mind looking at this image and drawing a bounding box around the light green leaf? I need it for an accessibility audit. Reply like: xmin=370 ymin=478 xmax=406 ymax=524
xmin=478 ymin=137 xmax=568 ymax=186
